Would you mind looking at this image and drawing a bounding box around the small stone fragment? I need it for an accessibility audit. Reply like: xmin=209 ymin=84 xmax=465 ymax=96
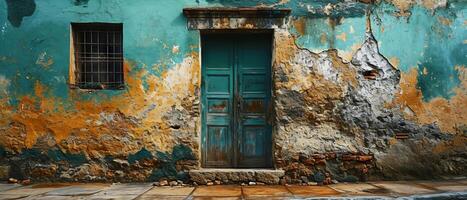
xmin=152 ymin=182 xmax=160 ymax=186
xmin=331 ymin=179 xmax=339 ymax=184
xmin=307 ymin=181 xmax=318 ymax=186
xmin=249 ymin=181 xmax=256 ymax=185
xmin=159 ymin=180 xmax=168 ymax=186
xmin=214 ymin=180 xmax=221 ymax=185
xmin=256 ymin=182 xmax=265 ymax=185
xmin=8 ymin=178 xmax=18 ymax=184
xmin=279 ymin=178 xmax=287 ymax=185
xmin=300 ymin=176 xmax=309 ymax=183
xmin=206 ymin=181 xmax=214 ymax=186
xmin=169 ymin=180 xmax=178 ymax=186
xmin=20 ymin=179 xmax=31 ymax=185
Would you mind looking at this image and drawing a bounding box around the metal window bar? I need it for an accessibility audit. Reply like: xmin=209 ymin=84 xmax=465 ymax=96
xmin=72 ymin=23 xmax=123 ymax=89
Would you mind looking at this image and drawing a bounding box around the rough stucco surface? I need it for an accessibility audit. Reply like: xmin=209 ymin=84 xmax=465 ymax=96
xmin=0 ymin=0 xmax=465 ymax=184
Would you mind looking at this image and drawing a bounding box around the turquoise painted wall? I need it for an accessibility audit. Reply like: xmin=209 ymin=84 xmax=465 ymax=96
xmin=1 ymin=0 xmax=464 ymax=104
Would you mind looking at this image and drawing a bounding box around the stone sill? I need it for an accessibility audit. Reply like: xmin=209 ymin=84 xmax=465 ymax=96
xmin=189 ymin=168 xmax=285 ymax=185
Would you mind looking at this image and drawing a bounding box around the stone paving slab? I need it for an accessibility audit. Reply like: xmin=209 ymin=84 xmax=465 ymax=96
xmin=242 ymin=185 xmax=292 ymax=197
xmin=0 ymin=184 xmax=22 ymax=192
xmin=31 ymin=195 xmax=84 ymax=200
xmin=371 ymin=182 xmax=436 ymax=195
xmin=137 ymin=195 xmax=187 ymax=200
xmin=0 ymin=194 xmax=30 ymax=200
xmin=416 ymin=181 xmax=467 ymax=192
xmin=329 ymin=183 xmax=391 ymax=195
xmin=88 ymin=183 xmax=153 ymax=200
xmin=87 ymin=194 xmax=141 ymax=200
xmin=143 ymin=186 xmax=194 ymax=196
xmin=193 ymin=185 xmax=242 ymax=197
xmin=456 ymin=179 xmax=467 ymax=185
xmin=193 ymin=197 xmax=242 ymax=200
xmin=0 ymin=180 xmax=466 ymax=199
xmin=0 ymin=185 xmax=71 ymax=196
xmin=287 ymin=185 xmax=341 ymax=197
xmin=44 ymin=183 xmax=110 ymax=196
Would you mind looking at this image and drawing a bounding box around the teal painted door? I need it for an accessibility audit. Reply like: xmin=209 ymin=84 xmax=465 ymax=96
xmin=201 ymin=32 xmax=272 ymax=168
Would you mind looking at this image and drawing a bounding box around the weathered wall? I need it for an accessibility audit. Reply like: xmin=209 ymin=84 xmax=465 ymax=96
xmin=0 ymin=0 xmax=465 ymax=183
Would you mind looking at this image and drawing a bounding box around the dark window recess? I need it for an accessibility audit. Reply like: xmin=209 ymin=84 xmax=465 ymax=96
xmin=72 ymin=23 xmax=124 ymax=89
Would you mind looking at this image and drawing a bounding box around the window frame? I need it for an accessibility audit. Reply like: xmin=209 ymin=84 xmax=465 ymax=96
xmin=69 ymin=22 xmax=124 ymax=90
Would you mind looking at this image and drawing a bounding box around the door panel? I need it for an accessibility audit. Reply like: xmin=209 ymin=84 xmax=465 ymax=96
xmin=202 ymin=32 xmax=272 ymax=168
xmin=202 ymin=34 xmax=234 ymax=168
xmin=237 ymin=34 xmax=272 ymax=168
xmin=206 ymin=126 xmax=231 ymax=166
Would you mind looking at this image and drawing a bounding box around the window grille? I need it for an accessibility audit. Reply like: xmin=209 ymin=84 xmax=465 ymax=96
xmin=72 ymin=23 xmax=123 ymax=89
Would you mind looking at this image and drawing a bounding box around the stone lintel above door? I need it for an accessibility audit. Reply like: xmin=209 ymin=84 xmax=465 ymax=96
xmin=182 ymin=7 xmax=291 ymax=30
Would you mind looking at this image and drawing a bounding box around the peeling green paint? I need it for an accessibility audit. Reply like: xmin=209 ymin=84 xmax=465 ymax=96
xmin=149 ymin=144 xmax=195 ymax=181
xmin=47 ymin=149 xmax=87 ymax=167
xmin=128 ymin=148 xmax=153 ymax=164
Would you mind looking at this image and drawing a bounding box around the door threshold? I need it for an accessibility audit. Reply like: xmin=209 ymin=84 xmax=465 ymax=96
xmin=189 ymin=168 xmax=285 ymax=184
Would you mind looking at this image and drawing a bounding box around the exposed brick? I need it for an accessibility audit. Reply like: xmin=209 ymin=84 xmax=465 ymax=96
xmin=358 ymin=155 xmax=373 ymax=162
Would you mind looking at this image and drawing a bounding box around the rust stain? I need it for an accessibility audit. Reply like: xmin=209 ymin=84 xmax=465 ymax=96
xmin=293 ymin=17 xmax=306 ymax=35
xmin=336 ymin=32 xmax=347 ymax=42
xmin=393 ymin=66 xmax=467 ymax=133
xmin=385 ymin=0 xmax=447 ymax=17
xmin=244 ymin=100 xmax=264 ymax=113
xmin=433 ymin=135 xmax=467 ymax=154
xmin=438 ymin=16 xmax=452 ymax=26
xmin=388 ymin=57 xmax=400 ymax=69
xmin=386 ymin=0 xmax=414 ymax=17
xmin=320 ymin=33 xmax=327 ymax=45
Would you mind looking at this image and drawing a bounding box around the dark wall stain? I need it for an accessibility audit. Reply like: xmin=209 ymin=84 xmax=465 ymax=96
xmin=128 ymin=148 xmax=153 ymax=164
xmin=149 ymin=144 xmax=196 ymax=182
xmin=73 ymin=0 xmax=89 ymax=6
xmin=5 ymin=0 xmax=36 ymax=27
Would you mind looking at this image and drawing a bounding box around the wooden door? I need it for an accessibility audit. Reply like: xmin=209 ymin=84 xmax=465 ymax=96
xmin=201 ymin=32 xmax=272 ymax=168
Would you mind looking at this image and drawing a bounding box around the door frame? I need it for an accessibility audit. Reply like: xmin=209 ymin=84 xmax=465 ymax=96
xmin=200 ymin=29 xmax=275 ymax=168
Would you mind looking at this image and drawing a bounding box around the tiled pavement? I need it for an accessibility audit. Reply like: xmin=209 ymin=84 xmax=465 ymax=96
xmin=0 ymin=179 xmax=466 ymax=200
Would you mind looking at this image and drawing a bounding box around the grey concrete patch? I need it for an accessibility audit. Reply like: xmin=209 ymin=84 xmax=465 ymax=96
xmin=0 ymin=184 xmax=22 ymax=192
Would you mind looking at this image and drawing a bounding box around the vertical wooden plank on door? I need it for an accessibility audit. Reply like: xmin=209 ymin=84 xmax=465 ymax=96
xmin=236 ymin=33 xmax=273 ymax=168
xmin=201 ymin=34 xmax=235 ymax=167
